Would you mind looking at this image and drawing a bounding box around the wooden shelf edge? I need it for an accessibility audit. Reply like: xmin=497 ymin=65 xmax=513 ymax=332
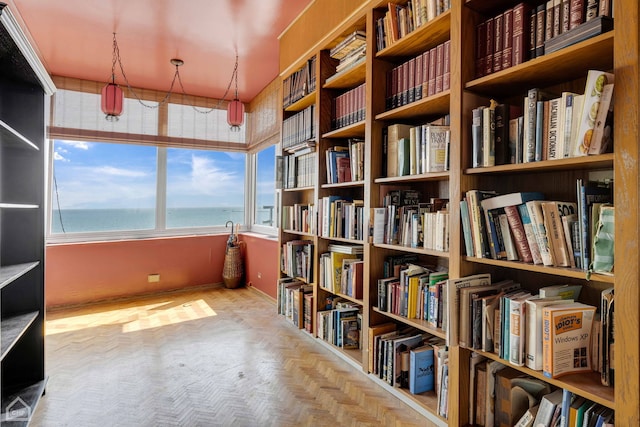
xmin=372 ymin=307 xmax=447 ymax=339
xmin=323 ymin=59 xmax=366 ymax=89
xmin=464 ymin=153 xmax=614 ymax=174
xmin=284 ymin=91 xmax=317 ymax=112
xmin=367 ymin=374 xmax=448 ymax=427
xmin=321 ymin=180 xmax=365 ymax=189
xmin=283 ymin=186 xmax=315 ymax=192
xmin=473 ymin=350 xmax=614 ymax=409
xmin=373 ymin=243 xmax=449 ymax=258
xmin=375 ymin=10 xmax=451 ymax=59
xmin=375 ymin=90 xmax=450 ymax=121
xmin=0 ymin=262 xmax=40 ymax=290
xmin=0 ymin=378 xmax=48 ymax=426
xmin=282 ymin=229 xmax=315 ymax=237
xmin=314 ymin=336 xmax=364 ymax=370
xmin=463 ymin=256 xmax=615 ymax=283
xmin=374 ymin=172 xmax=450 ymax=183
xmin=1 ymin=311 xmax=39 ymax=361
xmin=322 ymin=121 xmax=366 ymax=138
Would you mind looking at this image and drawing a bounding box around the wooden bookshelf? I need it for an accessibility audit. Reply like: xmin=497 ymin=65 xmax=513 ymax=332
xmin=278 ymin=0 xmax=640 ymax=424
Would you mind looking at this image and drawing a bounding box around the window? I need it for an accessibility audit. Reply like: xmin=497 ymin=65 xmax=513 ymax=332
xmin=49 ymin=140 xmax=247 ymax=239
xmin=254 ymin=145 xmax=276 ymax=227
xmin=166 ymin=148 xmax=245 ymax=228
xmin=51 ymin=140 xmax=157 ymax=233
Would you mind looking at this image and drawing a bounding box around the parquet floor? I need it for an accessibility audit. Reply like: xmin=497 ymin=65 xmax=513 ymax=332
xmin=32 ymin=285 xmax=438 ymax=427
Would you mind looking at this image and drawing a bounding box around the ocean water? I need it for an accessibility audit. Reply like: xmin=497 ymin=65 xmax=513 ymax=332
xmin=50 ymin=207 xmax=275 ymax=233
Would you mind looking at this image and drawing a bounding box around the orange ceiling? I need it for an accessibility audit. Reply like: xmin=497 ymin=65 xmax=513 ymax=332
xmin=9 ymin=0 xmax=312 ymax=102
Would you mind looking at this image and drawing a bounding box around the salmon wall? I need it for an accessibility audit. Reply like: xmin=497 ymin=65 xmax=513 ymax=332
xmin=45 ymin=234 xmax=279 ymax=308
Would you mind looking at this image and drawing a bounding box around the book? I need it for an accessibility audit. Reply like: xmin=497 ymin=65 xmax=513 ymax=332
xmin=472 ymin=106 xmax=485 ymax=167
xmin=538 ymin=284 xmax=582 ymax=299
xmin=525 ymin=296 xmax=568 ymax=370
xmin=508 ymin=293 xmax=534 ymax=366
xmin=541 ymin=201 xmax=577 ymax=267
xmin=600 ymin=288 xmax=614 ymax=386
xmin=445 ymin=273 xmax=492 ymax=347
xmin=542 ymin=302 xmax=597 ymax=378
xmin=587 ymin=83 xmax=614 ymax=155
xmin=517 ymin=202 xmax=543 ymax=264
xmin=533 ymin=389 xmax=564 ymax=427
xmin=409 ymin=345 xmax=435 ymax=394
xmin=368 ymin=323 xmax=396 ymax=373
xmin=526 ymin=200 xmax=554 ymax=266
xmin=515 ymin=404 xmax=539 ymax=427
xmin=573 ymin=70 xmax=615 ymax=156
xmin=386 ymin=124 xmax=412 ymax=177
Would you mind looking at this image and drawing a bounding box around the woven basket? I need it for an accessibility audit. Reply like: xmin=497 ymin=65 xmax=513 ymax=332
xmin=222 ymin=246 xmax=244 ymax=289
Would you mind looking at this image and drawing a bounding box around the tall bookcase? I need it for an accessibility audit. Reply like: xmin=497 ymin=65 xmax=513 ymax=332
xmin=279 ymin=0 xmax=640 ymax=425
xmin=0 ymin=3 xmax=55 ymax=424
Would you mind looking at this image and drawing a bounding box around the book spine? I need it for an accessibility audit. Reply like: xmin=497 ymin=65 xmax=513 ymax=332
xmin=535 ymin=100 xmax=545 ymax=162
xmin=561 ymin=0 xmax=571 ymax=33
xmin=547 ymin=98 xmax=560 ymax=160
xmin=524 ymin=89 xmax=539 ymax=163
xmin=585 ymin=0 xmax=599 ymax=21
xmin=545 ymin=1 xmax=555 ymax=44
xmin=535 ymin=4 xmax=546 ymax=57
xmin=443 ymin=40 xmax=450 ymax=91
xmin=552 ymin=0 xmax=562 ymax=38
xmin=502 ymin=9 xmax=513 ymax=70
xmin=476 ymin=21 xmax=487 ymax=77
xmin=485 ymin=17 xmax=495 ymax=76
xmin=482 ymin=105 xmax=496 ymax=167
xmin=512 ymin=3 xmax=531 ymax=66
xmin=493 ymin=13 xmax=504 ymax=73
xmin=435 ymin=43 xmax=444 ymax=94
xmin=494 ymin=103 xmax=509 ymax=165
xmin=504 ymin=205 xmax=533 ymax=262
xmin=472 ymin=107 xmax=484 ymax=168
xmin=570 ymin=0 xmax=585 ymax=29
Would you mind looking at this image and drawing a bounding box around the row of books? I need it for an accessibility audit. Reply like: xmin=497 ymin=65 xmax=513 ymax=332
xmin=276 ymin=151 xmax=316 ymax=190
xmin=332 ymin=83 xmax=365 ymax=130
xmin=281 ymin=203 xmax=315 ymax=234
xmin=329 ymin=30 xmax=366 ymax=78
xmin=376 ymin=264 xmax=448 ymax=326
xmin=282 ymin=104 xmax=315 ymax=152
xmin=276 ymin=278 xmax=313 ymax=332
xmin=369 ymin=324 xmax=448 ymax=408
xmin=383 ymin=116 xmax=450 ymax=177
xmin=371 ymin=189 xmax=449 ymax=248
xmin=317 ymin=298 xmax=362 ymax=349
xmin=325 ymin=138 xmax=364 ymax=184
xmin=375 ymin=0 xmax=451 ymax=52
xmin=472 ymin=70 xmax=614 ymax=168
xmin=385 ymin=123 xmax=450 ymax=177
xmin=469 ymin=358 xmax=614 ymax=427
xmin=280 ymin=240 xmax=313 ymax=282
xmin=475 ymin=1 xmax=613 ymax=79
xmin=283 ymin=56 xmax=317 ymax=108
xmin=319 ymin=248 xmax=363 ymax=299
xmin=318 ymin=196 xmax=366 ymax=241
xmin=461 ymin=187 xmax=614 ymax=271
xmin=385 ymin=39 xmax=450 ymax=111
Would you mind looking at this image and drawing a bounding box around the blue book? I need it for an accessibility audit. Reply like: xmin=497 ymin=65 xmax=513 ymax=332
xmin=559 ymin=388 xmax=573 ymax=427
xmin=460 ymin=199 xmax=475 ymax=257
xmin=409 ymin=345 xmax=434 ymax=394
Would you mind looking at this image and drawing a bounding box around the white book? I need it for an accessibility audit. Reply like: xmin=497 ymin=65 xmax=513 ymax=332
xmin=572 ymin=70 xmax=615 ymax=156
xmin=524 ymin=297 xmax=568 ymax=370
xmin=525 ymin=200 xmax=554 ymax=266
xmin=509 ymin=293 xmax=533 ymax=366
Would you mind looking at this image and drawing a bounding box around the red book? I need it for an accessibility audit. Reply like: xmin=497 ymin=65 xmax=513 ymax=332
xmin=408 ymin=57 xmax=416 ymax=103
xmin=561 ymin=0 xmax=571 ymax=33
xmin=493 ymin=13 xmax=504 ymax=73
xmin=401 ymin=61 xmax=409 ymax=106
xmin=512 ymin=2 xmax=532 ymax=66
xmin=421 ymin=50 xmax=430 ymax=98
xmin=485 ymin=17 xmax=495 ymax=75
xmin=435 ymin=43 xmax=444 ymax=94
xmin=415 ymin=53 xmax=423 ymax=100
xmin=443 ymin=40 xmax=450 ymax=91
xmin=569 ymin=0 xmax=584 ymax=29
xmin=476 ymin=21 xmax=487 ymax=77
xmin=504 ymin=205 xmax=533 ymax=263
xmin=336 ymin=156 xmax=352 ymax=183
xmin=428 ymin=47 xmax=437 ymax=96
xmin=502 ymin=9 xmax=513 ymax=70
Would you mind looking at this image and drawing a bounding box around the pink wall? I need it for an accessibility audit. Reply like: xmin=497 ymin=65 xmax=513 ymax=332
xmin=45 ymin=234 xmax=279 ymax=308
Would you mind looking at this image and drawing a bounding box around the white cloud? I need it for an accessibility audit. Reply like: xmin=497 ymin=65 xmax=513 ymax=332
xmin=93 ymin=166 xmax=148 ymax=178
xmin=54 ymin=152 xmax=69 ymax=162
xmin=58 ymin=140 xmax=90 ymax=150
xmin=226 ymin=152 xmax=245 ymax=161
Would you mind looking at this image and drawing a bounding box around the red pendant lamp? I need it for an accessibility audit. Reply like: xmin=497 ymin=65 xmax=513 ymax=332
xmin=101 ymin=81 xmax=123 ymax=122
xmin=102 ymin=33 xmax=124 ymax=121
xmin=227 ymin=55 xmax=244 ymax=131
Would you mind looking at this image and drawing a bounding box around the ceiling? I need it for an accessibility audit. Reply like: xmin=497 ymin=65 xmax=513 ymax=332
xmin=9 ymin=0 xmax=312 ymax=103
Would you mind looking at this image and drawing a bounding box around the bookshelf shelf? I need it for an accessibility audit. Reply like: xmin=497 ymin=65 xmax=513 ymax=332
xmin=373 ymin=307 xmax=446 ymax=339
xmin=463 ymin=256 xmax=615 ymax=283
xmin=375 ymin=9 xmax=451 ymax=58
xmin=0 ymin=119 xmax=39 ymax=150
xmin=374 ymin=243 xmax=449 ymax=259
xmin=282 ymin=229 xmax=315 ymax=238
xmin=1 ymin=311 xmax=38 ymax=361
xmin=315 ymin=338 xmax=363 ymax=369
xmin=375 ymin=172 xmax=449 ymax=184
xmin=0 ymin=262 xmax=39 ymax=290
xmin=474 ymin=350 xmax=615 ymax=409
xmin=367 ymin=375 xmax=447 ymax=427
xmin=0 ymin=203 xmax=39 ymax=209
xmin=375 ymin=90 xmax=450 ymax=121
xmin=320 ymin=236 xmax=365 ymax=245
xmin=322 ymin=120 xmax=366 ymax=138
xmin=323 ymin=59 xmax=366 ymax=89
xmin=284 ymin=91 xmax=317 ymax=112
xmin=321 ymin=180 xmax=365 ymax=189
xmin=465 ymin=32 xmax=614 ymax=97
xmin=332 ymin=291 xmax=364 ymax=306
xmin=283 ymin=185 xmax=315 ymax=193
xmin=464 ymin=154 xmax=614 ymax=175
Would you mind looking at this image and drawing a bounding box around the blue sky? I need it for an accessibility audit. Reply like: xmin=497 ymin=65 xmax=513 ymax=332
xmin=53 ymin=140 xmax=258 ymax=210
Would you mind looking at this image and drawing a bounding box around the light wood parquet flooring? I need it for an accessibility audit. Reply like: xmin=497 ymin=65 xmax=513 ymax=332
xmin=31 ymin=285 xmax=438 ymax=427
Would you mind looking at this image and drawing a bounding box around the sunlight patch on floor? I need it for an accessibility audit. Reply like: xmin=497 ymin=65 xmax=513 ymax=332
xmin=122 ymin=299 xmax=217 ymax=333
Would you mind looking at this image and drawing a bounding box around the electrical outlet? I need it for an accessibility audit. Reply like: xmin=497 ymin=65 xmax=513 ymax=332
xmin=148 ymin=274 xmax=160 ymax=283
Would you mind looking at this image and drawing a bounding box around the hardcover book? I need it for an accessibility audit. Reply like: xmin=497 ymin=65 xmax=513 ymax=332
xmin=409 ymin=345 xmax=435 ymax=394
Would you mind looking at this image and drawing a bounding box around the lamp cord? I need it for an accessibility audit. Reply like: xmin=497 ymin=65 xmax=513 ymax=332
xmin=53 ymin=172 xmax=66 ymax=233
xmin=109 ymin=33 xmax=238 ymax=114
